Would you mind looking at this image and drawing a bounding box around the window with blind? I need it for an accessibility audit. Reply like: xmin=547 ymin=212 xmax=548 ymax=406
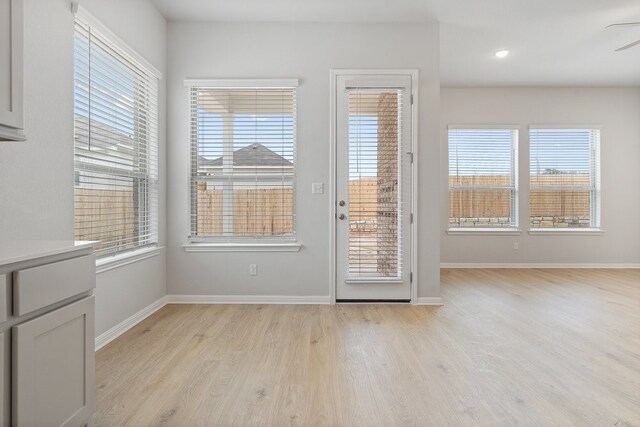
xmin=529 ymin=128 xmax=600 ymax=229
xmin=188 ymin=83 xmax=296 ymax=240
xmin=448 ymin=128 xmax=518 ymax=229
xmin=73 ymin=14 xmax=159 ymax=257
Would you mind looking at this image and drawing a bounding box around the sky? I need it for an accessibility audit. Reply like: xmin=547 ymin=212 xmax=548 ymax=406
xmin=448 ymin=129 xmax=594 ymax=177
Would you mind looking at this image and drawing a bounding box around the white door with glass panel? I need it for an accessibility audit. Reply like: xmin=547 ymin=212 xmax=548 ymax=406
xmin=335 ymin=75 xmax=413 ymax=301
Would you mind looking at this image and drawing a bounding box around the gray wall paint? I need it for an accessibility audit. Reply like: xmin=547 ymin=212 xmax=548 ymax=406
xmin=94 ymin=254 xmax=165 ymax=335
xmin=0 ymin=0 xmax=74 ymax=240
xmin=440 ymin=87 xmax=640 ymax=265
xmin=166 ymin=22 xmax=441 ymax=299
xmin=0 ymin=0 xmax=167 ymax=336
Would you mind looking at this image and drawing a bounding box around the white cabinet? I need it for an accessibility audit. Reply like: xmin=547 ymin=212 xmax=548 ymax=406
xmin=0 ymin=0 xmax=24 ymax=141
xmin=0 ymin=241 xmax=96 ymax=427
xmin=13 ymin=296 xmax=95 ymax=427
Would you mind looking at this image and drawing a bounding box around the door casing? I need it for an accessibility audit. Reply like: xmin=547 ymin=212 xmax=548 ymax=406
xmin=329 ymin=69 xmax=419 ymax=304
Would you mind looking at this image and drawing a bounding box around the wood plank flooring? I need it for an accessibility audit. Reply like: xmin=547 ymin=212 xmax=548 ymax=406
xmin=94 ymin=269 xmax=640 ymax=426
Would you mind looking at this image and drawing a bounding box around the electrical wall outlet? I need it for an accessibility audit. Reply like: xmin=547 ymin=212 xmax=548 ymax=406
xmin=249 ymin=264 xmax=257 ymax=276
xmin=513 ymin=242 xmax=519 ymax=250
xmin=312 ymin=183 xmax=324 ymax=194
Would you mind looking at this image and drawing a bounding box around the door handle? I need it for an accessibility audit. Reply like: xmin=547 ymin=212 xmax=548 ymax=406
xmin=338 ymin=214 xmax=346 ymax=220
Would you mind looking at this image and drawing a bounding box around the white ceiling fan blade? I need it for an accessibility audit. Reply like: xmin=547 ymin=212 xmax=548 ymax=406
xmin=605 ymin=22 xmax=640 ymax=29
xmin=615 ymin=39 xmax=640 ymax=51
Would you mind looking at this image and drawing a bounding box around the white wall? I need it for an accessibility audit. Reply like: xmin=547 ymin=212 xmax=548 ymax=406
xmin=0 ymin=0 xmax=168 ymax=335
xmin=166 ymin=22 xmax=441 ymax=300
xmin=440 ymin=87 xmax=640 ymax=265
xmin=0 ymin=0 xmax=75 ymax=240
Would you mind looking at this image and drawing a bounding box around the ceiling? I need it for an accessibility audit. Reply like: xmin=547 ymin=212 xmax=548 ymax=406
xmin=151 ymin=0 xmax=640 ymax=86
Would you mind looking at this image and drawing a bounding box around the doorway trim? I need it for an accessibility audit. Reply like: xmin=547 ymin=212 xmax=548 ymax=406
xmin=329 ymin=69 xmax=419 ymax=304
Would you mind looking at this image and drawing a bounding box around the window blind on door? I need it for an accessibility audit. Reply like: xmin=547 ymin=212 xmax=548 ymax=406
xmin=73 ymin=18 xmax=159 ymax=257
xmin=189 ymin=86 xmax=296 ymax=239
xmin=529 ymin=128 xmax=600 ymax=229
xmin=347 ymin=88 xmax=405 ymax=279
xmin=448 ymin=128 xmax=518 ymax=229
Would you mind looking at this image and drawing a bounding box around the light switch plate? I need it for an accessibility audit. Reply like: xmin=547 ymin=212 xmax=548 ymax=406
xmin=312 ymin=183 xmax=324 ymax=194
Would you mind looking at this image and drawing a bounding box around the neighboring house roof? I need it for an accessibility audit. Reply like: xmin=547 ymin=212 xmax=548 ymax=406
xmin=200 ymin=143 xmax=292 ymax=167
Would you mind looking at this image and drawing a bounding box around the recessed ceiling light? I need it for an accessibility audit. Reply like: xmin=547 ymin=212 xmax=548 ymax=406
xmin=494 ymin=50 xmax=510 ymax=58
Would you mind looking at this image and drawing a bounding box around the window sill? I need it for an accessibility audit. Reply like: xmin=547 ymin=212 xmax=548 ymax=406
xmin=96 ymin=246 xmax=163 ymax=274
xmin=447 ymin=228 xmax=521 ymax=235
xmin=183 ymin=242 xmax=302 ymax=252
xmin=528 ymin=229 xmax=603 ymax=235
xmin=345 ymin=279 xmax=403 ymax=284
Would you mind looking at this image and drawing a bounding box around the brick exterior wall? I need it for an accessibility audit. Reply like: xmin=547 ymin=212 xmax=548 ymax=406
xmin=376 ymin=92 xmax=399 ymax=276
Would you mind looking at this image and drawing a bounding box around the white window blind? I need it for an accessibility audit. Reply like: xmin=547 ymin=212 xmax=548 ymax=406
xmin=189 ymin=86 xmax=296 ymax=240
xmin=448 ymin=128 xmax=518 ymax=229
xmin=347 ymin=88 xmax=405 ymax=278
xmin=73 ymin=17 xmax=159 ymax=257
xmin=529 ymin=128 xmax=600 ymax=229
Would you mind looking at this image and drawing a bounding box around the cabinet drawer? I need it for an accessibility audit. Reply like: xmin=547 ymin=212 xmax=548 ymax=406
xmin=13 ymin=255 xmax=95 ymax=316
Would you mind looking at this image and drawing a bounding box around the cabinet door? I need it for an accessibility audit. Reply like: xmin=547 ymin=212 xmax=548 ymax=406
xmin=0 ymin=0 xmax=24 ymax=140
xmin=12 ymin=296 xmax=95 ymax=427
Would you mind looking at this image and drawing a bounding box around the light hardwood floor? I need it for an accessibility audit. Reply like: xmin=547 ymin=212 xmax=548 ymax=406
xmin=94 ymin=269 xmax=640 ymax=426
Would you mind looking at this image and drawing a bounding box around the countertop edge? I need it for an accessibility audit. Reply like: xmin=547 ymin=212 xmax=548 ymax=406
xmin=0 ymin=240 xmax=95 ymax=267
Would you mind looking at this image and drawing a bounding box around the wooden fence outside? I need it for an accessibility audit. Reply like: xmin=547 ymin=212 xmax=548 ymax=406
xmin=74 ymin=189 xmax=136 ymax=252
xmin=351 ymin=175 xmax=590 ymax=220
xmin=349 ymin=178 xmax=378 ymax=221
xmin=74 ymin=174 xmax=592 ymax=245
xmin=450 ymin=174 xmax=590 ymax=218
xmin=196 ymin=183 xmax=294 ymax=236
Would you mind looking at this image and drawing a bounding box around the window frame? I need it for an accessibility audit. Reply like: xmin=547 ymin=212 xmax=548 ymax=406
xmin=528 ymin=125 xmax=601 ymax=232
xmin=73 ymin=6 xmax=161 ymax=261
xmin=184 ymin=79 xmax=299 ymax=246
xmin=447 ymin=125 xmax=520 ymax=233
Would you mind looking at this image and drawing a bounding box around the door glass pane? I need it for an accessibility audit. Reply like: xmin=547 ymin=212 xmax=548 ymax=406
xmin=347 ymin=89 xmax=402 ymax=278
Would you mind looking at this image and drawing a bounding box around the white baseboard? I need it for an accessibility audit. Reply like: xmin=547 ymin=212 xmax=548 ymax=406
xmin=440 ymin=263 xmax=640 ymax=269
xmin=414 ymin=297 xmax=444 ymax=305
xmin=166 ymin=294 xmax=332 ymax=304
xmin=95 ymin=296 xmax=167 ymax=351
